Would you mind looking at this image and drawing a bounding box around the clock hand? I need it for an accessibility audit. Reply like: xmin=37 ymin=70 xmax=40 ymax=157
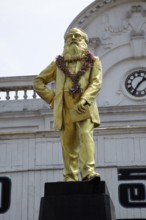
xmin=132 ymin=77 xmax=146 ymax=95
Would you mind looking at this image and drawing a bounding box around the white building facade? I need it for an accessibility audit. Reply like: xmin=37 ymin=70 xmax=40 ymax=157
xmin=0 ymin=0 xmax=146 ymax=219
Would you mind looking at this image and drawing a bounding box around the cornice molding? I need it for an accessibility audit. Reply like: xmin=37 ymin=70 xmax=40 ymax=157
xmin=0 ymin=125 xmax=146 ymax=140
xmin=66 ymin=0 xmax=121 ymax=30
xmin=66 ymin=0 xmax=146 ymax=31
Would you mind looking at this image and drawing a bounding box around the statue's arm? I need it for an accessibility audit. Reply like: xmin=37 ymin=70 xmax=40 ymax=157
xmin=33 ymin=60 xmax=56 ymax=104
xmin=81 ymin=57 xmax=102 ymax=104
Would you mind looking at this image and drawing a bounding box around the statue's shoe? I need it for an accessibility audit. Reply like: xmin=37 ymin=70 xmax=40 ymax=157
xmin=82 ymin=173 xmax=101 ymax=182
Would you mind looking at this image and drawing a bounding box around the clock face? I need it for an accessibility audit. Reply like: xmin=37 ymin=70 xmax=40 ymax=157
xmin=125 ymin=70 xmax=146 ymax=97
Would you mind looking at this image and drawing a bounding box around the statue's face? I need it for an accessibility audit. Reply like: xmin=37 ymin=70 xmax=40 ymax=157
xmin=63 ymin=28 xmax=88 ymax=61
xmin=65 ymin=32 xmax=84 ymax=46
xmin=65 ymin=29 xmax=87 ymax=47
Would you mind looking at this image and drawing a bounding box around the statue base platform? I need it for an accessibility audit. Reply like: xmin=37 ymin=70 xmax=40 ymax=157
xmin=38 ymin=180 xmax=116 ymax=220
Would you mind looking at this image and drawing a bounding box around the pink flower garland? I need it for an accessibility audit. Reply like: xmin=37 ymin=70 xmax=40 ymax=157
xmin=56 ymin=51 xmax=95 ymax=95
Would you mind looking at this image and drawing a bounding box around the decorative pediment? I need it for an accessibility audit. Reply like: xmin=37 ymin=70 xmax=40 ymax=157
xmin=126 ymin=5 xmax=146 ymax=37
xmin=67 ymin=0 xmax=115 ymax=28
xmin=66 ymin=0 xmax=146 ymax=107
xmin=98 ymin=4 xmax=146 ymax=52
xmin=67 ymin=1 xmax=146 ymax=52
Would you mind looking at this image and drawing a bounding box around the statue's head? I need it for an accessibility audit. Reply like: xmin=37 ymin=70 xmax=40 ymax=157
xmin=63 ymin=28 xmax=89 ymax=61
xmin=64 ymin=28 xmax=89 ymax=44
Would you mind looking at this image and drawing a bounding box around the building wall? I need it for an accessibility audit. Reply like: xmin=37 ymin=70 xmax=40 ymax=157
xmin=0 ymin=128 xmax=146 ymax=220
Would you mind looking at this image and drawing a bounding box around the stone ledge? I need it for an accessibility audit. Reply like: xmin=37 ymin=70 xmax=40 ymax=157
xmin=0 ymin=125 xmax=146 ymax=140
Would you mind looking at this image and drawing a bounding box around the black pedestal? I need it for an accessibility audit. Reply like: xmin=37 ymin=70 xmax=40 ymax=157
xmin=39 ymin=180 xmax=116 ymax=220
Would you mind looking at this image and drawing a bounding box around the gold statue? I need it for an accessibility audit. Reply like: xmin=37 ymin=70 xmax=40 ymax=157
xmin=33 ymin=28 xmax=102 ymax=181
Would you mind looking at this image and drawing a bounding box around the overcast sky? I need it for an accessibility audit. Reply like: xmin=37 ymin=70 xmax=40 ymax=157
xmin=0 ymin=0 xmax=94 ymax=77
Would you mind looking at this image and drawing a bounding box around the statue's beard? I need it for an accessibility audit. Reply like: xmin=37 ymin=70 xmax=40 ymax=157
xmin=63 ymin=41 xmax=88 ymax=61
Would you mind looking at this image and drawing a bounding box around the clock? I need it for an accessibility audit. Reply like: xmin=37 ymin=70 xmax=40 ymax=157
xmin=125 ymin=70 xmax=146 ymax=97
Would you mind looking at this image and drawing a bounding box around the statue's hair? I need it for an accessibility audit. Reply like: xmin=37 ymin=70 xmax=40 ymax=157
xmin=64 ymin=27 xmax=89 ymax=43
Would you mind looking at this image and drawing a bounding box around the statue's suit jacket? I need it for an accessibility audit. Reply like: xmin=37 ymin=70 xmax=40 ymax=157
xmin=33 ymin=56 xmax=102 ymax=130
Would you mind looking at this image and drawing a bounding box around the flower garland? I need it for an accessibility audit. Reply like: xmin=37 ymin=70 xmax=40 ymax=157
xmin=56 ymin=51 xmax=95 ymax=95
